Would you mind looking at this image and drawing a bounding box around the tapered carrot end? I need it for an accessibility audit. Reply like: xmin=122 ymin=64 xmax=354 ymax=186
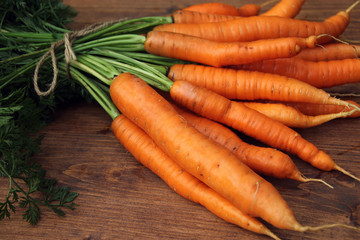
xmin=334 ymin=164 xmax=360 ymax=182
xmin=301 ymin=177 xmax=334 ymax=189
xmin=263 ymin=228 xmax=282 ymax=240
xmin=300 ymin=223 xmax=360 ymax=232
xmin=348 ymin=103 xmax=360 ymax=113
xmin=345 ymin=0 xmax=360 ymax=14
xmin=293 ymin=171 xmax=334 ymax=188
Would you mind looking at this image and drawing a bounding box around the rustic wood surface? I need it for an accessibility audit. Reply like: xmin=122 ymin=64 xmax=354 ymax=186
xmin=1 ymin=0 xmax=360 ymax=239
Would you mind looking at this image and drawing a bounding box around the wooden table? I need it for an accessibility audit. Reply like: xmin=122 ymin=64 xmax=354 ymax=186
xmin=1 ymin=0 xmax=360 ymax=239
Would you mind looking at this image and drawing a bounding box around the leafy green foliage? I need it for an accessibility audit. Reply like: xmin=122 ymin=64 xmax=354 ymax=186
xmin=0 ymin=0 xmax=180 ymax=226
xmin=0 ymin=0 xmax=79 ymax=225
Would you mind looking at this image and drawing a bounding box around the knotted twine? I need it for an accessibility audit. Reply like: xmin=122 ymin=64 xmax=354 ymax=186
xmin=33 ymin=20 xmax=122 ymax=97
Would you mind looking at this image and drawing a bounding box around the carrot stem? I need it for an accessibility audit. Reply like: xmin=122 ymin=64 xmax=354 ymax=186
xmin=70 ymin=60 xmax=113 ymax=85
xmin=74 ymin=34 xmax=146 ymax=52
xmin=75 ymin=16 xmax=173 ymax=44
xmin=78 ymin=54 xmax=119 ymax=78
xmin=64 ymin=64 xmax=119 ymax=120
xmin=91 ymin=49 xmax=173 ymax=90
xmin=119 ymin=51 xmax=189 ymax=67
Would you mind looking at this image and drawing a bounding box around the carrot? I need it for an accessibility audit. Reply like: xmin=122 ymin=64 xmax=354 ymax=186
xmin=180 ymin=1 xmax=278 ymax=17
xmin=235 ymin=57 xmax=360 ymax=88
xmin=237 ymin=0 xmax=281 ymax=16
xmin=171 ymin=0 xmax=291 ymax=24
xmin=181 ymin=2 xmax=241 ymax=16
xmin=260 ymin=0 xmax=306 ymax=18
xmin=167 ymin=64 xmax=354 ymax=107
xmin=242 ymin=101 xmax=357 ymax=128
xmin=169 ymin=80 xmax=360 ymax=182
xmin=154 ymin=1 xmax=358 ymax=43
xmin=110 ymin=72 xmax=293 ymax=229
xmin=171 ymin=10 xmax=240 ymax=24
xmin=293 ymin=43 xmax=360 ymax=61
xmin=110 ymin=72 xmax=358 ymax=231
xmin=144 ymin=30 xmax=317 ymax=67
xmin=180 ymin=1 xmax=280 ymax=17
xmin=111 ymin=114 xmax=280 ymax=240
xmin=172 ymin=103 xmax=333 ymax=187
xmin=284 ymin=100 xmax=360 ymax=118
xmin=69 ymin=64 xmax=281 ymax=239
xmin=236 ymin=4 xmax=262 ymax=17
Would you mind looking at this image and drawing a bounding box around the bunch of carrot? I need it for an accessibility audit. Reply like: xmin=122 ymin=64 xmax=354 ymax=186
xmin=58 ymin=0 xmax=360 ymax=239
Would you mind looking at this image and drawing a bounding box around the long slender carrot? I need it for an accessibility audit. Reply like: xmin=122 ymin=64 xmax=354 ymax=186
xmin=172 ymin=103 xmax=333 ymax=187
xmin=111 ymin=115 xmax=280 ymax=240
xmin=172 ymin=10 xmax=240 ymax=24
xmin=167 ymin=64 xmax=353 ymax=107
xmin=181 ymin=2 xmax=241 ymax=16
xmin=181 ymin=1 xmax=279 ymax=17
xmin=169 ymin=80 xmax=360 ymax=182
xmin=260 ymin=0 xmax=306 ymax=18
xmin=293 ymin=43 xmax=360 ymax=61
xmin=284 ymin=100 xmax=360 ymax=118
xmin=109 ymin=72 xmax=295 ymax=229
xmin=69 ymin=65 xmax=281 ymax=240
xmin=144 ymin=30 xmax=317 ymax=67
xmin=235 ymin=57 xmax=360 ymax=88
xmin=154 ymin=1 xmax=358 ymax=43
xmin=110 ymin=72 xmax=358 ymax=232
xmin=172 ymin=0 xmax=291 ymax=24
xmin=242 ymin=101 xmax=357 ymax=128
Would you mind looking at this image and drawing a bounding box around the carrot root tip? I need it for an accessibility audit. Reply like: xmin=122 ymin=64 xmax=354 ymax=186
xmin=301 ymin=177 xmax=334 ymax=189
xmin=345 ymin=0 xmax=360 ymax=14
xmin=348 ymin=103 xmax=360 ymax=113
xmin=264 ymin=228 xmax=282 ymax=240
xmin=334 ymin=164 xmax=360 ymax=182
xmin=301 ymin=223 xmax=360 ymax=232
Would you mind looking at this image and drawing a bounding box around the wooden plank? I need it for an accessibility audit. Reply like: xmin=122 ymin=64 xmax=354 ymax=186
xmin=1 ymin=0 xmax=360 ymax=239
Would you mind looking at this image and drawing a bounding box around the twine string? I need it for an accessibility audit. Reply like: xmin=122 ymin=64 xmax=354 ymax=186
xmin=33 ymin=20 xmax=121 ymax=97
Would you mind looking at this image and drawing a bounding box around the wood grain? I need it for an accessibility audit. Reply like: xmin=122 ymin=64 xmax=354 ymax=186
xmin=1 ymin=0 xmax=360 ymax=239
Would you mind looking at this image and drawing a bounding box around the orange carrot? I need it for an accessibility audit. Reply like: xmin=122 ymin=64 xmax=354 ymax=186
xmin=172 ymin=0 xmax=288 ymax=24
xmin=145 ymin=30 xmax=317 ymax=67
xmin=172 ymin=103 xmax=332 ymax=187
xmin=237 ymin=0 xmax=281 ymax=16
xmin=235 ymin=57 xmax=360 ymax=88
xmin=110 ymin=72 xmax=297 ymax=229
xmin=260 ymin=0 xmax=306 ymax=18
xmin=154 ymin=1 xmax=358 ymax=43
xmin=181 ymin=2 xmax=241 ymax=16
xmin=172 ymin=10 xmax=240 ymax=24
xmin=181 ymin=1 xmax=280 ymax=17
xmin=293 ymin=43 xmax=360 ymax=61
xmin=70 ymin=62 xmax=281 ymax=239
xmin=284 ymin=100 xmax=360 ymax=118
xmin=237 ymin=3 xmax=262 ymax=17
xmin=169 ymin=80 xmax=360 ymax=182
xmin=242 ymin=101 xmax=357 ymax=128
xmin=111 ymin=114 xmax=280 ymax=240
xmin=167 ymin=64 xmax=353 ymax=107
xmin=110 ymin=72 xmax=357 ymax=231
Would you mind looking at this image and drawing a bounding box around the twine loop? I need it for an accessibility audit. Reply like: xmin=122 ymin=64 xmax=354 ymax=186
xmin=33 ymin=20 xmax=120 ymax=97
